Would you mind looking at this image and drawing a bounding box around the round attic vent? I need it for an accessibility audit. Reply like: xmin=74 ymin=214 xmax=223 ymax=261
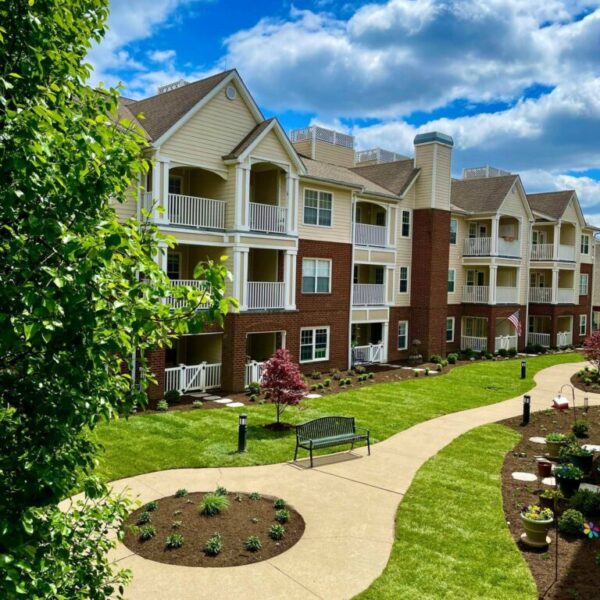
xmin=225 ymin=85 xmax=237 ymax=100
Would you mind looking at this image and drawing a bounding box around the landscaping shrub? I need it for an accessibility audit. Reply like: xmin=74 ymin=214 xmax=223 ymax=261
xmin=497 ymin=348 xmax=508 ymax=358
xmin=144 ymin=501 xmax=158 ymax=512
xmin=569 ymin=490 xmax=600 ymax=516
xmin=204 ymin=532 xmax=222 ymax=556
xmin=368 ymin=372 xmax=375 ymax=379
xmin=269 ymin=523 xmax=285 ymax=540
xmin=309 ymin=384 xmax=318 ymax=392
xmin=345 ymin=378 xmax=352 ymax=385
xmin=437 ymin=364 xmax=442 ymax=372
xmin=249 ymin=492 xmax=261 ymax=501
xmin=331 ymin=369 xmax=342 ymax=381
xmin=310 ymin=370 xmax=321 ymax=380
xmin=572 ymin=420 xmax=590 ymax=438
xmin=136 ymin=512 xmax=151 ymax=525
xmin=165 ymin=533 xmax=184 ymax=549
xmin=171 ymin=520 xmax=182 ymax=529
xmin=198 ymin=493 xmax=230 ymax=516
xmin=249 ymin=394 xmax=257 ymax=402
xmin=247 ymin=381 xmax=261 ymax=396
xmin=245 ymin=535 xmax=262 ymax=552
xmin=558 ymin=509 xmax=585 ymax=535
xmin=156 ymin=399 xmax=168 ymax=412
xmin=192 ymin=400 xmax=203 ymax=409
xmin=324 ymin=378 xmax=331 ymax=387
xmin=164 ymin=389 xmax=181 ymax=404
xmin=447 ymin=353 xmax=458 ymax=364
xmin=273 ymin=498 xmax=286 ymax=509
xmin=462 ymin=348 xmax=475 ymax=359
xmin=215 ymin=486 xmax=228 ymax=497
xmin=508 ymin=348 xmax=517 ymax=357
xmin=424 ymin=368 xmax=430 ymax=376
xmin=317 ymin=383 xmax=324 ymax=390
xmin=355 ymin=365 xmax=366 ymax=374
xmin=429 ymin=355 xmax=443 ymax=364
xmin=139 ymin=525 xmax=156 ymax=541
xmin=275 ymin=509 xmax=290 ymax=524
xmin=524 ymin=344 xmax=535 ymax=354
xmin=484 ymin=351 xmax=494 ymax=360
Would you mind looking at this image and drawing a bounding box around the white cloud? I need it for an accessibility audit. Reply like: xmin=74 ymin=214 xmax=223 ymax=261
xmin=148 ymin=49 xmax=177 ymax=63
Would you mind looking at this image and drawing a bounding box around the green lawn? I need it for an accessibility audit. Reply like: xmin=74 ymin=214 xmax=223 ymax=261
xmin=93 ymin=353 xmax=581 ymax=481
xmin=356 ymin=424 xmax=536 ymax=600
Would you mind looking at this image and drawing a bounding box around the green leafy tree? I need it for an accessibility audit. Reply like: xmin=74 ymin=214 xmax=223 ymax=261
xmin=0 ymin=1 xmax=235 ymax=597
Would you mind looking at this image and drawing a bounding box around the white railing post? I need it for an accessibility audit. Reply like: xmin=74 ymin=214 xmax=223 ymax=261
xmin=178 ymin=363 xmax=186 ymax=393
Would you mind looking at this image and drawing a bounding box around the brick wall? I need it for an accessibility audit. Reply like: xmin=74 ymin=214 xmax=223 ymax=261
xmin=387 ymin=306 xmax=412 ymax=361
xmin=146 ymin=348 xmax=165 ymax=405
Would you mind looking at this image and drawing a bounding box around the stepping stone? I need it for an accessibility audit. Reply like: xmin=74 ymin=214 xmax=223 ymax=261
xmin=225 ymin=402 xmax=245 ymax=408
xmin=580 ymin=483 xmax=600 ymax=493
xmin=512 ymin=472 xmax=538 ymax=482
xmin=213 ymin=398 xmax=232 ymax=404
xmin=413 ymin=368 xmax=425 ymax=372
xmin=541 ymin=477 xmax=556 ymax=486
xmin=427 ymin=371 xmax=438 ymax=375
xmin=529 ymin=437 xmax=547 ymax=445
xmin=188 ymin=392 xmax=208 ymax=398
xmin=204 ymin=395 xmax=221 ymax=401
xmin=305 ymin=393 xmax=322 ymax=399
xmin=583 ymin=444 xmax=600 ymax=453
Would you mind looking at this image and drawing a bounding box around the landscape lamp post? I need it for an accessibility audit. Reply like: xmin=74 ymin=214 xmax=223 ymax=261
xmin=521 ymin=360 xmax=526 ymax=380
xmin=238 ymin=413 xmax=248 ymax=453
xmin=522 ymin=394 xmax=531 ymax=426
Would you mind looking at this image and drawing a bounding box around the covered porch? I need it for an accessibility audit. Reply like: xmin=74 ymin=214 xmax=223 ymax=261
xmin=494 ymin=318 xmax=518 ymax=352
xmin=353 ymin=264 xmax=386 ymax=306
xmin=244 ymin=331 xmax=286 ymax=387
xmin=460 ymin=316 xmax=488 ymax=352
xmin=351 ymin=322 xmax=387 ymax=365
xmin=249 ymin=162 xmax=288 ymax=234
xmin=354 ymin=201 xmax=390 ymax=247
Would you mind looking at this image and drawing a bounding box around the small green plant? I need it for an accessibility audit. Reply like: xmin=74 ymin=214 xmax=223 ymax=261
xmin=249 ymin=394 xmax=257 ymax=402
xmin=173 ymin=509 xmax=183 ymax=516
xmin=508 ymin=348 xmax=517 ymax=357
xmin=429 ymin=354 xmax=443 ymax=364
xmin=310 ymin=384 xmax=318 ymax=392
xmin=497 ymin=348 xmax=508 ymax=358
xmin=484 ymin=351 xmax=494 ymax=360
xmin=424 ymin=368 xmax=430 ymax=376
xmin=215 ymin=486 xmax=228 ymax=497
xmin=192 ymin=399 xmax=203 ymax=409
xmin=323 ymin=378 xmax=331 ymax=387
xmin=204 ymin=532 xmax=223 ymax=556
xmin=572 ymin=420 xmax=590 ymax=438
xmin=234 ymin=493 xmax=243 ymax=502
xmin=275 ymin=509 xmax=290 ymax=524
xmin=245 ymin=535 xmax=262 ymax=552
xmin=414 ymin=370 xmax=419 ymax=377
xmin=521 ymin=504 xmax=553 ymax=521
xmin=317 ymin=383 xmax=324 ymax=390
xmin=546 ymin=432 xmax=569 ymax=443
xmin=247 ymin=381 xmax=261 ymax=395
xmin=310 ymin=370 xmax=321 ymax=380
xmin=436 ymin=364 xmax=442 ymax=372
xmin=447 ymin=353 xmax=458 ymax=364
xmin=175 ymin=488 xmax=188 ymax=498
xmin=139 ymin=525 xmax=156 ymax=541
xmin=164 ymin=389 xmax=181 ymax=404
xmin=540 ymin=489 xmax=564 ymax=501
xmin=558 ymin=509 xmax=585 ymax=535
xmin=273 ymin=498 xmax=286 ymax=509
xmin=199 ymin=493 xmax=230 ymax=516
xmin=355 ymin=365 xmax=366 ymax=374
xmin=569 ymin=490 xmax=600 ymax=515
xmin=249 ymin=492 xmax=261 ymax=501
xmin=345 ymin=377 xmax=352 ymax=385
xmin=368 ymin=372 xmax=374 ymax=379
xmin=156 ymin=399 xmax=168 ymax=412
xmin=144 ymin=501 xmax=158 ymax=512
xmin=269 ymin=523 xmax=285 ymax=540
xmin=165 ymin=533 xmax=184 ymax=548
xmin=136 ymin=512 xmax=151 ymax=525
xmin=555 ymin=463 xmax=584 ymax=480
xmin=171 ymin=520 xmax=182 ymax=529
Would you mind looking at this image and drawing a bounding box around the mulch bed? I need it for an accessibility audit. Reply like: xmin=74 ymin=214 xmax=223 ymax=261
xmin=570 ymin=368 xmax=600 ymax=395
xmin=500 ymin=406 xmax=600 ymax=599
xmin=123 ymin=491 xmax=305 ymax=567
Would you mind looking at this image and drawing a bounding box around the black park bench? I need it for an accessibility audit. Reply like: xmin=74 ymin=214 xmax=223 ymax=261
xmin=294 ymin=416 xmax=370 ymax=468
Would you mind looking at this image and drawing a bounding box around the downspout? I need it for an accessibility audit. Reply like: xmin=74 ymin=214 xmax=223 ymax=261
xmin=525 ymin=218 xmax=533 ymax=349
xmin=348 ymin=192 xmax=357 ymax=370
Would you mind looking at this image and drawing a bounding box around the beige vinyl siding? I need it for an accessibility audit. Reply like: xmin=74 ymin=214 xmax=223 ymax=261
xmin=251 ymin=130 xmax=292 ymax=165
xmin=434 ymin=145 xmax=452 ymax=211
xmin=581 ymin=228 xmax=594 ymax=264
xmin=312 ymin=141 xmax=355 ymax=168
xmin=298 ymin=181 xmax=352 ymax=243
xmin=112 ymin=195 xmax=137 ymax=222
xmin=162 ymin=81 xmax=257 ymax=173
xmin=292 ymin=139 xmax=312 ymax=158
xmin=448 ymin=215 xmax=468 ymax=304
xmin=394 ymin=186 xmax=416 ymax=306
xmin=413 ymin=143 xmax=452 ymax=211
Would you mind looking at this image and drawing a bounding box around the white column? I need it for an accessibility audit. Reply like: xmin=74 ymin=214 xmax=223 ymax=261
xmin=151 ymin=162 xmax=161 ymax=222
xmin=243 ymin=165 xmax=251 ymax=230
xmin=234 ymin=165 xmax=244 ymax=230
xmin=385 ymin=265 xmax=395 ymax=305
xmin=294 ymin=177 xmax=300 ymax=234
xmin=156 ymin=240 xmax=168 ymax=272
xmin=491 ymin=215 xmax=500 ymax=255
xmin=553 ymin=222 xmax=561 ymax=260
xmin=283 ymin=249 xmax=297 ymax=310
xmin=488 ymin=264 xmax=497 ymax=305
xmin=387 ymin=207 xmax=396 ymax=247
xmin=381 ymin=321 xmax=389 ymax=362
xmin=233 ymin=247 xmax=249 ymax=310
xmin=551 ymin=267 xmax=559 ymax=304
xmin=286 ymin=173 xmax=298 ymax=235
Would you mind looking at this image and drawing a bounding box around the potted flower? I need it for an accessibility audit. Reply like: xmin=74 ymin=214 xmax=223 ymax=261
xmin=520 ymin=504 xmax=554 ymax=548
xmin=539 ymin=489 xmax=564 ymax=513
xmin=537 ymin=458 xmax=553 ymax=478
xmin=565 ymin=444 xmax=594 ymax=474
xmin=554 ymin=463 xmax=584 ymax=497
xmin=545 ymin=432 xmax=569 ymax=459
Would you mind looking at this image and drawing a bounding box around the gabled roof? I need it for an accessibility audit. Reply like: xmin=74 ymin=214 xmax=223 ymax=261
xmin=223 ymin=118 xmax=275 ymax=160
xmin=526 ymin=191 xmax=574 ymax=221
xmin=350 ymin=160 xmax=420 ymax=197
xmin=124 ymin=70 xmax=235 ymax=142
xmin=451 ymin=175 xmax=517 ymax=213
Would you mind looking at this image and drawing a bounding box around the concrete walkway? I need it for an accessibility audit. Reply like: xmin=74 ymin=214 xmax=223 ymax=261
xmin=108 ymin=361 xmax=599 ymax=600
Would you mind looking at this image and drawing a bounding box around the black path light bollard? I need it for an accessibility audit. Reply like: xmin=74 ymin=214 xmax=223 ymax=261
xmin=522 ymin=395 xmax=531 ymax=426
xmin=521 ymin=360 xmax=526 ymax=380
xmin=238 ymin=413 xmax=248 ymax=453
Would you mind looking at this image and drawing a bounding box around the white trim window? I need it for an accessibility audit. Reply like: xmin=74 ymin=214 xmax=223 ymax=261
xmin=579 ymin=273 xmax=589 ymax=296
xmin=398 ymin=321 xmax=408 ymax=350
xmin=303 ymin=189 xmax=332 ymax=227
xmin=593 ymin=311 xmax=600 ymax=331
xmin=450 ymin=219 xmax=457 ymax=245
xmin=300 ymin=327 xmax=330 ymax=363
xmin=302 ymin=259 xmax=331 ymax=293
xmin=168 ymin=174 xmax=183 ymax=195
xmin=446 ymin=317 xmax=455 ymax=342
xmin=399 ymin=266 xmax=409 ymax=293
xmin=581 ymin=234 xmax=590 ymax=255
xmin=400 ymin=210 xmax=411 ymax=237
xmin=167 ymin=251 xmax=181 ymax=280
xmin=579 ymin=314 xmax=587 ymax=336
xmin=448 ymin=269 xmax=455 ymax=293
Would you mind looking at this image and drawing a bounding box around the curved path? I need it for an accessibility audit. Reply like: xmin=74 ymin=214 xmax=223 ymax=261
xmin=107 ymin=361 xmax=599 ymax=600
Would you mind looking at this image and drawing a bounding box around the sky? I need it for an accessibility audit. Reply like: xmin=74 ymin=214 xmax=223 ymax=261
xmin=88 ymin=0 xmax=600 ymax=223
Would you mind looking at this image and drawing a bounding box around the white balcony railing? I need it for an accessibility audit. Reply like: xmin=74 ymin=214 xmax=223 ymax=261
xmin=354 ymin=223 xmax=387 ymax=247
xmin=461 ymin=336 xmax=487 ymax=352
xmin=530 ymin=243 xmax=554 ymax=260
xmin=166 ymin=279 xmax=211 ymax=309
xmin=249 ymin=202 xmax=287 ymax=234
xmin=165 ymin=362 xmax=221 ymax=393
xmin=353 ymin=283 xmax=385 ymax=306
xmin=498 ymin=238 xmax=520 ymax=257
xmin=529 ymin=287 xmax=552 ymax=303
xmin=495 ymin=335 xmax=518 ymax=352
xmin=352 ymin=343 xmax=384 ymax=365
xmin=246 ymin=281 xmax=285 ymax=309
xmin=557 ymin=331 xmax=573 ymax=347
xmin=496 ymin=286 xmax=518 ymax=304
xmin=558 ymin=244 xmax=575 ymax=261
xmin=462 ymin=285 xmax=489 ymax=303
xmin=528 ymin=332 xmax=550 ymax=348
xmin=463 ymin=237 xmax=491 ymax=256
xmin=168 ymin=193 xmax=226 ymax=229
xmin=557 ymin=288 xmax=575 ymax=303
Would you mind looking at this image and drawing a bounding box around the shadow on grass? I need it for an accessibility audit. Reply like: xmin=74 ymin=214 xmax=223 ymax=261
xmin=246 ymin=424 xmax=295 ymax=442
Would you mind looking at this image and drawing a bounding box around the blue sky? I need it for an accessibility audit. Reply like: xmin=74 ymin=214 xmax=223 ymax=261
xmin=88 ymin=0 xmax=600 ymax=222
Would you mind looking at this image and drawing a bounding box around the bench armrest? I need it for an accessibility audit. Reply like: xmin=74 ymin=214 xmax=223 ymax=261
xmin=354 ymin=426 xmax=370 ymax=435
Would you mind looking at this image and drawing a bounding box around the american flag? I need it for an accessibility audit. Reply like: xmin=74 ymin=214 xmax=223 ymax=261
xmin=508 ymin=310 xmax=522 ymax=336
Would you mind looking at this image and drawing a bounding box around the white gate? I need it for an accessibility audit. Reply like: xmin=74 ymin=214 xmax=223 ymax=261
xmin=352 ymin=343 xmax=384 ymax=365
xmin=164 ymin=363 xmax=222 ymax=394
xmin=245 ymin=361 xmax=265 ymax=387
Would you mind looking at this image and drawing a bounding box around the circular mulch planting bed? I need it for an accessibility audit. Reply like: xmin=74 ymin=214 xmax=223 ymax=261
xmin=570 ymin=365 xmax=600 ymax=394
xmin=123 ymin=491 xmax=305 ymax=567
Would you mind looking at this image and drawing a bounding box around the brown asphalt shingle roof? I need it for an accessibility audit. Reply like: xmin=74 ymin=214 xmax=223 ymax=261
xmin=451 ymin=175 xmax=517 ymax=213
xmin=124 ymin=70 xmax=234 ymax=141
xmin=350 ymin=160 xmax=420 ymax=197
xmin=223 ymin=118 xmax=275 ymax=160
xmin=526 ymin=191 xmax=574 ymax=220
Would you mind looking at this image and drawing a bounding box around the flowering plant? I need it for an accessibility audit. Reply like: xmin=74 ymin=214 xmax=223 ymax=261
xmin=584 ymin=521 xmax=600 ymax=539
xmin=521 ymin=505 xmax=554 ymax=521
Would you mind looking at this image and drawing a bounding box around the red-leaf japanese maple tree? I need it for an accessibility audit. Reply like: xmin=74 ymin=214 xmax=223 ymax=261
xmin=261 ymin=348 xmax=308 ymax=424
xmin=583 ymin=330 xmax=600 ymax=372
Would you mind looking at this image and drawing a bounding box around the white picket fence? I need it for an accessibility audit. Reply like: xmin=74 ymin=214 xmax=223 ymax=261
xmin=245 ymin=361 xmax=265 ymax=387
xmin=352 ymin=343 xmax=384 ymax=364
xmin=461 ymin=336 xmax=487 ymax=352
xmin=557 ymin=331 xmax=573 ymax=347
xmin=164 ymin=362 xmax=221 ymax=393
xmin=527 ymin=332 xmax=551 ymax=347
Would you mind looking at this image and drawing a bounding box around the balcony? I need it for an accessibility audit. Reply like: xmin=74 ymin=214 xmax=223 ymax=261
xmin=249 ymin=202 xmax=287 ymax=234
xmin=246 ymin=281 xmax=285 ymax=310
xmin=353 ymin=283 xmax=385 ymax=306
xmin=530 ymin=243 xmax=553 ymax=261
xmin=529 ymin=287 xmax=552 ymax=303
xmin=462 ymin=285 xmax=489 ymax=303
xmin=166 ymin=280 xmax=211 ymax=309
xmin=168 ymin=193 xmax=226 ymax=229
xmin=463 ymin=237 xmax=491 ymax=256
xmin=557 ymin=288 xmax=575 ymax=304
xmin=354 ymin=223 xmax=387 ymax=247
xmin=496 ymin=286 xmax=518 ymax=303
xmin=498 ymin=238 xmax=520 ymax=257
xmin=558 ymin=244 xmax=575 ymax=261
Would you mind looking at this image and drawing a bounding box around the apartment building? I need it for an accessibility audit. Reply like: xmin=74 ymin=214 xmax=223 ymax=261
xmin=115 ymin=70 xmax=597 ymax=398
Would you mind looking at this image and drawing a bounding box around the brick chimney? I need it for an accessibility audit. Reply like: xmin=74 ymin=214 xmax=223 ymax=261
xmin=410 ymin=132 xmax=453 ymax=359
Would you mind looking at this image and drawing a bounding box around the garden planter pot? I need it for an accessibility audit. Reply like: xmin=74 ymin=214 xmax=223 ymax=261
xmin=520 ymin=514 xmax=553 ymax=548
xmin=569 ymin=454 xmax=593 ymax=474
xmin=546 ymin=440 xmax=566 ymax=459
xmin=537 ymin=460 xmax=553 ymax=478
xmin=556 ymin=476 xmax=581 ymax=498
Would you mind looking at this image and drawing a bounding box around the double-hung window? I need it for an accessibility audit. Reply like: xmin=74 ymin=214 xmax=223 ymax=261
xmin=304 ymin=189 xmax=332 ymax=226
xmin=168 ymin=175 xmax=183 ymax=195
xmin=580 ymin=314 xmax=587 ymax=336
xmin=300 ymin=327 xmax=330 ymax=362
xmin=401 ymin=210 xmax=411 ymax=237
xmin=580 ymin=273 xmax=589 ymax=296
xmin=448 ymin=269 xmax=456 ymax=293
xmin=302 ymin=259 xmax=331 ymax=293
xmin=398 ymin=321 xmax=408 ymax=350
xmin=167 ymin=252 xmax=181 ymax=280
xmin=399 ymin=266 xmax=409 ymax=293
xmin=581 ymin=234 xmax=590 ymax=255
xmin=446 ymin=317 xmax=455 ymax=342
xmin=450 ymin=219 xmax=457 ymax=244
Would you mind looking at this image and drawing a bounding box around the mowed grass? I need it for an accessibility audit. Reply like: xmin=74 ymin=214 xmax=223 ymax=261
xmin=356 ymin=424 xmax=536 ymax=600
xmin=93 ymin=353 xmax=581 ymax=481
